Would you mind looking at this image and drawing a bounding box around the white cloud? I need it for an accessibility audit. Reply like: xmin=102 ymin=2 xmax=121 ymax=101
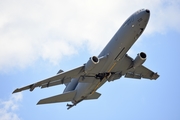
xmin=0 ymin=0 xmax=179 ymax=72
xmin=0 ymin=93 xmax=22 ymax=120
xmin=144 ymin=0 xmax=180 ymax=34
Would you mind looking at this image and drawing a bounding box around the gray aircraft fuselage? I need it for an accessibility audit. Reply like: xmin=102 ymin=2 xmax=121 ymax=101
xmin=13 ymin=9 xmax=156 ymax=110
xmin=67 ymin=9 xmax=150 ymax=104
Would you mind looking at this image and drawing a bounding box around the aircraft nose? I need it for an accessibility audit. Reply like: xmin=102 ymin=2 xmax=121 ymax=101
xmin=145 ymin=9 xmax=150 ymax=14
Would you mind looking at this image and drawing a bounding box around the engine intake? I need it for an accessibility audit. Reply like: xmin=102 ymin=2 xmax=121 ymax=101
xmin=133 ymin=52 xmax=146 ymax=69
xmin=84 ymin=56 xmax=99 ymax=73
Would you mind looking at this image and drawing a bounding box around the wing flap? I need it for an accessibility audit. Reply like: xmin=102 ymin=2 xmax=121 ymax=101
xmin=37 ymin=90 xmax=76 ymax=105
xmin=125 ymin=65 xmax=159 ymax=80
xmin=41 ymin=78 xmax=71 ymax=89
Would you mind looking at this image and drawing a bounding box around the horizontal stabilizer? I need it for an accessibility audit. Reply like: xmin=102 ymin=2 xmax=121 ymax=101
xmin=85 ymin=92 xmax=101 ymax=100
xmin=37 ymin=90 xmax=76 ymax=105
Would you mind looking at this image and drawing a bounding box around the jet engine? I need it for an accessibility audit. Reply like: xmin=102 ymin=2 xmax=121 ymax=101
xmin=132 ymin=52 xmax=146 ymax=69
xmin=84 ymin=56 xmax=99 ymax=73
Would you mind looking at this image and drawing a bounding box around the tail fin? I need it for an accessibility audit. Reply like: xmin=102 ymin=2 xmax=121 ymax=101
xmin=37 ymin=90 xmax=76 ymax=105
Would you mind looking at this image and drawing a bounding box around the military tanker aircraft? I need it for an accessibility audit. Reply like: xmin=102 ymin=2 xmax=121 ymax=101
xmin=13 ymin=9 xmax=159 ymax=110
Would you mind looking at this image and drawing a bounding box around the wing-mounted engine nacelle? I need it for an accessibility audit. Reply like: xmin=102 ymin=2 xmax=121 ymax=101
xmin=132 ymin=52 xmax=146 ymax=69
xmin=84 ymin=56 xmax=99 ymax=73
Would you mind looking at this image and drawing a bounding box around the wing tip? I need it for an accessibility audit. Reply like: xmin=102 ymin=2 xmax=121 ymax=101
xmin=12 ymin=88 xmax=21 ymax=94
xmin=151 ymin=72 xmax=160 ymax=80
xmin=36 ymin=99 xmax=57 ymax=105
xmin=36 ymin=100 xmax=42 ymax=105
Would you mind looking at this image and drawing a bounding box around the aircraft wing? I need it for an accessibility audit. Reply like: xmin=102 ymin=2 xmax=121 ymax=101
xmin=125 ymin=65 xmax=159 ymax=80
xmin=124 ymin=55 xmax=159 ymax=80
xmin=109 ymin=54 xmax=159 ymax=81
xmin=13 ymin=66 xmax=84 ymax=93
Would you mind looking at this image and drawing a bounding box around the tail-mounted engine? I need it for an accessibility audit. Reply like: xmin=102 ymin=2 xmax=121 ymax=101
xmin=132 ymin=52 xmax=146 ymax=69
xmin=84 ymin=56 xmax=99 ymax=73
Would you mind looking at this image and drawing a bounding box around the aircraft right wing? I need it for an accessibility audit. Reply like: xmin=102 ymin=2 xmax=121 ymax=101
xmin=13 ymin=66 xmax=84 ymax=94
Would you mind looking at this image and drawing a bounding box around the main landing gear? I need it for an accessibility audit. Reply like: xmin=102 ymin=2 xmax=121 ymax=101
xmin=66 ymin=103 xmax=74 ymax=110
xmin=95 ymin=72 xmax=112 ymax=81
xmin=66 ymin=99 xmax=84 ymax=110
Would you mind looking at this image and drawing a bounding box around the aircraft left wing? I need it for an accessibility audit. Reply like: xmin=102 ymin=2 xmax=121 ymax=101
xmin=124 ymin=55 xmax=159 ymax=80
xmin=125 ymin=65 xmax=159 ymax=80
xmin=109 ymin=54 xmax=159 ymax=81
xmin=13 ymin=66 xmax=84 ymax=93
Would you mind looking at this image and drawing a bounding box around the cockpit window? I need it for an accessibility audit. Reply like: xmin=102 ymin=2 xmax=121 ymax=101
xmin=135 ymin=9 xmax=145 ymax=14
xmin=123 ymin=15 xmax=134 ymax=27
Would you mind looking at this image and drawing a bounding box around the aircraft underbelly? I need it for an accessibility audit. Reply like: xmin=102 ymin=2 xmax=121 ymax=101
xmin=73 ymin=82 xmax=91 ymax=101
xmin=98 ymin=29 xmax=136 ymax=73
xmin=73 ymin=78 xmax=106 ymax=102
xmin=73 ymin=25 xmax=140 ymax=102
xmin=73 ymin=19 xmax=144 ymax=103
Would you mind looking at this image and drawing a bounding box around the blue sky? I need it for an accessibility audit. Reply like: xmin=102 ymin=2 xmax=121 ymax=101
xmin=0 ymin=0 xmax=180 ymax=120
